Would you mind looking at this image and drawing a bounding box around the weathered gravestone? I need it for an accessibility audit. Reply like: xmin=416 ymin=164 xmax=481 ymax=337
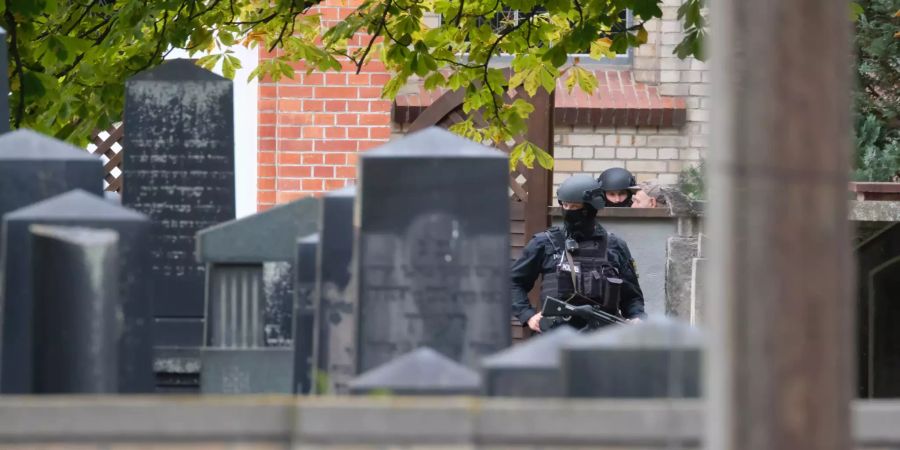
xmin=355 ymin=127 xmax=511 ymax=375
xmin=123 ymin=59 xmax=235 ymax=344
xmin=481 ymin=326 xmax=580 ymax=397
xmin=30 ymin=225 xmax=119 ymax=393
xmin=0 ymin=189 xmax=153 ymax=393
xmin=348 ymin=347 xmax=480 ymax=396
xmin=0 ymin=130 xmax=102 ymax=257
xmin=293 ymin=233 xmax=319 ymax=394
xmin=560 ymin=318 xmax=704 ymax=398
xmin=312 ymin=186 xmax=356 ymax=393
xmin=195 ymin=196 xmax=319 ymax=394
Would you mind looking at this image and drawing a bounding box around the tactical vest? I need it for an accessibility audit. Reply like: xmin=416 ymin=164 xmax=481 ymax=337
xmin=539 ymin=227 xmax=624 ymax=315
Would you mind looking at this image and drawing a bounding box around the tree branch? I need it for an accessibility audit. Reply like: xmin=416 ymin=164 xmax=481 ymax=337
xmin=355 ymin=0 xmax=392 ymax=74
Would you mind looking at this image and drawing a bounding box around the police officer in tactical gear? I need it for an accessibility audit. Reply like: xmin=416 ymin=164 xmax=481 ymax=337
xmin=511 ymin=174 xmax=647 ymax=333
xmin=598 ymin=167 xmax=638 ymax=207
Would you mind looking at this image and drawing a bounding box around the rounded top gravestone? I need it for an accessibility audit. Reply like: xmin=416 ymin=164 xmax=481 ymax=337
xmin=482 ymin=326 xmax=582 ymax=369
xmin=0 ymin=129 xmax=99 ymax=161
xmin=361 ymin=127 xmax=506 ymax=158
xmin=480 ymin=327 xmax=581 ymax=398
xmin=563 ymin=317 xmax=705 ymax=351
xmin=348 ymin=347 xmax=481 ymax=396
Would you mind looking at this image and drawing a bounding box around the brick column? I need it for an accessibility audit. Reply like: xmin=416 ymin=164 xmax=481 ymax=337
xmin=257 ymin=1 xmax=392 ymax=210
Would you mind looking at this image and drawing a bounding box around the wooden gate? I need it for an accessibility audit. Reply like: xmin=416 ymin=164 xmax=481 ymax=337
xmin=406 ymin=88 xmax=555 ymax=260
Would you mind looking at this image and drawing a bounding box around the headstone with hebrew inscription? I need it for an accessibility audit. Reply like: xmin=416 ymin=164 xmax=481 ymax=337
xmin=30 ymin=225 xmax=119 ymax=393
xmin=354 ymin=128 xmax=511 ymax=374
xmin=312 ymin=186 xmax=356 ymax=393
xmin=1 ymin=190 xmax=153 ymax=393
xmin=0 ymin=130 xmax=102 ymax=258
xmin=123 ymin=59 xmax=235 ymax=344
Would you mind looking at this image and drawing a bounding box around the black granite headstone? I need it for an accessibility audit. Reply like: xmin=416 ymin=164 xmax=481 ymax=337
xmin=312 ymin=186 xmax=356 ymax=393
xmin=355 ymin=128 xmax=511 ymax=374
xmin=293 ymin=233 xmax=319 ymax=394
xmin=123 ymin=59 xmax=235 ymax=343
xmin=481 ymin=327 xmax=581 ymax=397
xmin=0 ymin=130 xmax=103 ymax=257
xmin=30 ymin=225 xmax=119 ymax=393
xmin=560 ymin=318 xmax=704 ymax=398
xmin=347 ymin=347 xmax=481 ymax=396
xmin=1 ymin=190 xmax=153 ymax=393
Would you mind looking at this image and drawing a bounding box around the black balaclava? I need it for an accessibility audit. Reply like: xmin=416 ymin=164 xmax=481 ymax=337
xmin=563 ymin=205 xmax=597 ymax=240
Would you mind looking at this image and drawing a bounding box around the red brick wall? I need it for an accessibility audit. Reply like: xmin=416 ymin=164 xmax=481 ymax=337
xmin=257 ymin=1 xmax=392 ymax=210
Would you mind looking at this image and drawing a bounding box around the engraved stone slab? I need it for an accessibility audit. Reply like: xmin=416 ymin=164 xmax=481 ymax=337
xmin=354 ymin=128 xmax=512 ymax=374
xmin=123 ymin=59 xmax=235 ymax=339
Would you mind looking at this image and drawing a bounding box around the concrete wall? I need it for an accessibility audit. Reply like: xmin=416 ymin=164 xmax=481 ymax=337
xmin=1 ymin=397 xmax=899 ymax=449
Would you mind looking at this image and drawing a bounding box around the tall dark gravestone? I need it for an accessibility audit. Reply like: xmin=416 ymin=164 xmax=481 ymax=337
xmin=1 ymin=190 xmax=153 ymax=393
xmin=31 ymin=225 xmax=119 ymax=393
xmin=0 ymin=130 xmax=102 ymax=256
xmin=294 ymin=233 xmax=319 ymax=394
xmin=195 ymin=197 xmax=319 ymax=394
xmin=123 ymin=59 xmax=235 ymax=343
xmin=481 ymin=326 xmax=580 ymax=397
xmin=355 ymin=128 xmax=511 ymax=374
xmin=560 ymin=318 xmax=704 ymax=398
xmin=312 ymin=186 xmax=356 ymax=393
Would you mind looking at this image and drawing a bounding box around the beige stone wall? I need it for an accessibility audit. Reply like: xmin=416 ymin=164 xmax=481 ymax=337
xmin=553 ymin=0 xmax=710 ymax=199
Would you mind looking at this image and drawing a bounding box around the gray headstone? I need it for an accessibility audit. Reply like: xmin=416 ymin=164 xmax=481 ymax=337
xmin=293 ymin=234 xmax=319 ymax=394
xmin=200 ymin=348 xmax=293 ymax=394
xmin=560 ymin=318 xmax=704 ymax=398
xmin=0 ymin=130 xmax=103 ymax=257
xmin=481 ymin=327 xmax=581 ymax=397
xmin=0 ymin=27 xmax=8 ymax=133
xmin=313 ymin=186 xmax=356 ymax=393
xmin=355 ymin=128 xmax=511 ymax=374
xmin=197 ymin=196 xmax=320 ymax=349
xmin=30 ymin=225 xmax=119 ymax=393
xmin=123 ymin=59 xmax=235 ymax=343
xmin=196 ymin=196 xmax=320 ymax=263
xmin=1 ymin=190 xmax=153 ymax=393
xmin=348 ymin=347 xmax=480 ymax=395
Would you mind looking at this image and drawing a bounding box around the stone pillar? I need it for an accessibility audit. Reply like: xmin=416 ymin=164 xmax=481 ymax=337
xmin=1 ymin=190 xmax=152 ymax=393
xmin=30 ymin=225 xmax=119 ymax=393
xmin=707 ymin=0 xmax=854 ymax=447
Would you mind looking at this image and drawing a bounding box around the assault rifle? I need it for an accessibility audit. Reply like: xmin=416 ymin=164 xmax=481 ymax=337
xmin=541 ymin=295 xmax=627 ymax=332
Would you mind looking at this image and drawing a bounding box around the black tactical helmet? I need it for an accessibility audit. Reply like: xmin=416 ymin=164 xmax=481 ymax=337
xmin=557 ymin=174 xmax=605 ymax=209
xmin=598 ymin=167 xmax=637 ymax=192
